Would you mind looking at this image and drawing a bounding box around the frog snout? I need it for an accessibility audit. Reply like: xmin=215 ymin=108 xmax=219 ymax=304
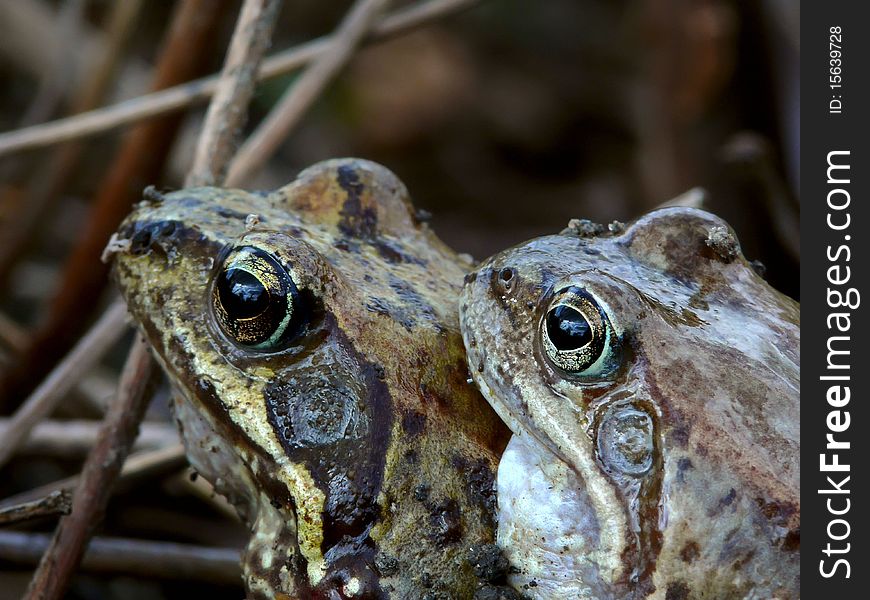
xmin=117 ymin=218 xmax=184 ymax=259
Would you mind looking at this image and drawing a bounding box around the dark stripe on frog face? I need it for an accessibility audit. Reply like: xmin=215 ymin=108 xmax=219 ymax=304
xmin=116 ymin=218 xmax=193 ymax=258
xmin=263 ymin=312 xmax=393 ymax=598
xmin=337 ymin=164 xmax=378 ymax=239
xmin=130 ymin=313 xmax=317 ymax=597
xmin=372 ymin=238 xmax=428 ymax=265
xmin=334 ymin=164 xmax=429 ymax=267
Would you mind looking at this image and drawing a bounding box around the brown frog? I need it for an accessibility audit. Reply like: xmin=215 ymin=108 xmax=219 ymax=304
xmin=109 ymin=159 xmax=512 ymax=599
xmin=459 ymin=207 xmax=800 ymax=599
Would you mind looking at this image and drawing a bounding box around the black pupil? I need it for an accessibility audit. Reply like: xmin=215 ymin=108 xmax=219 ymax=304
xmin=218 ymin=268 xmax=268 ymax=319
xmin=546 ymin=305 xmax=592 ymax=350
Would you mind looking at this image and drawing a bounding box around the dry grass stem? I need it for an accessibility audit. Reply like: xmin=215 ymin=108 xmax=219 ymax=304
xmin=0 ymin=490 xmax=72 ymax=527
xmin=0 ymin=0 xmax=480 ymax=158
xmin=0 ymin=311 xmax=27 ymax=354
xmin=23 ymin=338 xmax=156 ymax=599
xmin=655 ymin=187 xmax=708 ymax=210
xmin=227 ymin=0 xmax=391 ymax=186
xmin=169 ymin=472 xmax=241 ymax=522
xmin=0 ymin=301 xmax=128 ymax=470
xmin=1 ymin=444 xmax=186 ymax=509
xmin=1 ymin=531 xmax=242 ymax=583
xmin=0 ymin=419 xmax=178 ymax=458
xmin=186 ymin=0 xmax=283 ymax=186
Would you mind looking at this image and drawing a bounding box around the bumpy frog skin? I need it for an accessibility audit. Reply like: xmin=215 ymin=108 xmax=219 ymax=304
xmin=459 ymin=208 xmax=799 ymax=599
xmin=111 ymin=159 xmax=512 ymax=599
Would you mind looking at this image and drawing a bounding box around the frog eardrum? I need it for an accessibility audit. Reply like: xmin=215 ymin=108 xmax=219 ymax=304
xmin=212 ymin=245 xmax=306 ymax=350
xmin=596 ymin=402 xmax=654 ymax=477
xmin=541 ymin=285 xmax=618 ymax=376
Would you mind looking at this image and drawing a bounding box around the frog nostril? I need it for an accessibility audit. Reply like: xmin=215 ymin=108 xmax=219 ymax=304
xmin=127 ymin=220 xmax=181 ymax=256
xmin=158 ymin=221 xmax=176 ymax=237
xmin=129 ymin=229 xmax=153 ymax=255
xmin=491 ymin=266 xmax=516 ymax=292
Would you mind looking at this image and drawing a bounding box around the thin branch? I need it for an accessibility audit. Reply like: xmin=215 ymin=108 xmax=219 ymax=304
xmin=23 ymin=338 xmax=156 ymax=600
xmin=0 ymin=0 xmax=480 ymax=158
xmin=0 ymin=301 xmax=128 ymax=471
xmin=1 ymin=444 xmax=186 ymax=509
xmin=1 ymin=531 xmax=242 ymax=584
xmin=0 ymin=418 xmax=178 ymax=457
xmin=186 ymin=0 xmax=283 ymax=186
xmin=226 ymin=0 xmax=391 ymax=186
xmin=0 ymin=491 xmax=72 ymax=527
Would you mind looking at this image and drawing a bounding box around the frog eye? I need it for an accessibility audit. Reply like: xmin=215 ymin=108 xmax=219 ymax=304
xmin=212 ymin=246 xmax=306 ymax=350
xmin=541 ymin=286 xmax=618 ymax=376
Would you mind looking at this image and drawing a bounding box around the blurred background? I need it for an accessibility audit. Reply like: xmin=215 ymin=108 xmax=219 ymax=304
xmin=0 ymin=0 xmax=798 ymax=598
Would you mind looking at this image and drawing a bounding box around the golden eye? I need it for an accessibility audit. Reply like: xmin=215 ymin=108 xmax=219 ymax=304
xmin=541 ymin=286 xmax=618 ymax=376
xmin=212 ymin=246 xmax=305 ymax=350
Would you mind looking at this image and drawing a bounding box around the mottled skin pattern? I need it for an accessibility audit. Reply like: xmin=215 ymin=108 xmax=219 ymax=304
xmin=459 ymin=208 xmax=799 ymax=599
xmin=110 ymin=159 xmax=511 ymax=599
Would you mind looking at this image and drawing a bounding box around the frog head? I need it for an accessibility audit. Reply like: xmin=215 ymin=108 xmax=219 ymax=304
xmin=112 ymin=159 xmax=510 ymax=599
xmin=460 ymin=207 xmax=800 ymax=598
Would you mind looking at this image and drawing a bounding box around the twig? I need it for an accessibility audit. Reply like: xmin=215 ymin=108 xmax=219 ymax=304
xmin=23 ymin=338 xmax=156 ymax=600
xmin=0 ymin=0 xmax=480 ymax=158
xmin=0 ymin=491 xmax=72 ymax=527
xmin=0 ymin=418 xmax=177 ymax=458
xmin=226 ymin=0 xmax=391 ymax=186
xmin=0 ymin=301 xmax=128 ymax=471
xmin=1 ymin=531 xmax=242 ymax=584
xmin=1 ymin=444 xmax=186 ymax=509
xmin=186 ymin=0 xmax=283 ymax=187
